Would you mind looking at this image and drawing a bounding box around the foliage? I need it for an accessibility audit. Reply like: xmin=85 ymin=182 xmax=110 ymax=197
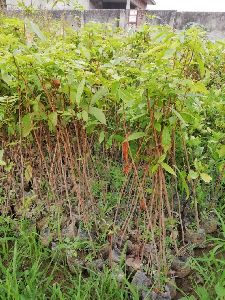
xmin=0 ymin=16 xmax=224 ymax=295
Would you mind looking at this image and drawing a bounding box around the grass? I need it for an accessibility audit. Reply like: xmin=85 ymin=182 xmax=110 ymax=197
xmin=1 ymin=214 xmax=225 ymax=300
xmin=0 ymin=216 xmax=139 ymax=300
xmin=180 ymin=208 xmax=225 ymax=300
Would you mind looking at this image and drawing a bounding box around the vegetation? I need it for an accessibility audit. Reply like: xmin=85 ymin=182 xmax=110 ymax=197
xmin=0 ymin=15 xmax=224 ymax=299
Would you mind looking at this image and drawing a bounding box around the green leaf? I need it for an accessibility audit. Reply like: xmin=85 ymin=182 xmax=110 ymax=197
xmin=106 ymin=134 xmax=114 ymax=148
xmin=172 ymin=108 xmax=187 ymax=126
xmin=113 ymin=135 xmax=124 ymax=142
xmin=150 ymin=164 xmax=159 ymax=174
xmin=22 ymin=113 xmax=33 ymax=137
xmin=70 ymin=88 xmax=77 ymax=104
xmin=48 ymin=112 xmax=58 ymax=131
xmin=154 ymin=111 xmax=162 ymax=120
xmin=162 ymin=126 xmax=171 ymax=150
xmin=76 ymin=79 xmax=85 ymax=105
xmin=91 ymin=86 xmax=108 ymax=106
xmin=154 ymin=122 xmax=161 ymax=132
xmin=196 ymin=55 xmax=205 ymax=78
xmin=189 ymin=170 xmax=199 ymax=180
xmin=217 ymin=145 xmax=225 ymax=158
xmin=89 ymin=107 xmax=106 ymax=125
xmin=158 ymin=154 xmax=166 ymax=164
xmin=0 ymin=160 xmax=5 ymax=166
xmin=191 ymin=81 xmax=208 ymax=94
xmin=80 ymin=46 xmax=91 ymax=60
xmin=81 ymin=110 xmax=88 ymax=122
xmin=25 ymin=165 xmax=32 ymax=182
xmin=179 ymin=171 xmax=190 ymax=199
xmin=161 ymin=162 xmax=176 ymax=176
xmin=196 ymin=286 xmax=210 ymax=300
xmin=26 ymin=20 xmax=46 ymax=41
xmin=179 ymin=297 xmax=196 ymax=300
xmin=99 ymin=131 xmax=105 ymax=144
xmin=1 ymin=70 xmax=12 ymax=85
xmin=127 ymin=132 xmax=146 ymax=142
xmin=200 ymin=173 xmax=212 ymax=183
xmin=215 ymin=283 xmax=225 ymax=298
xmin=163 ymin=47 xmax=176 ymax=59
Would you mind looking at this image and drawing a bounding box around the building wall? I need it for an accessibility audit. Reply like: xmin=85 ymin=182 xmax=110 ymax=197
xmin=144 ymin=10 xmax=225 ymax=40
xmin=6 ymin=0 xmax=91 ymax=9
xmin=5 ymin=0 xmax=148 ymax=10
xmin=5 ymin=8 xmax=225 ymax=40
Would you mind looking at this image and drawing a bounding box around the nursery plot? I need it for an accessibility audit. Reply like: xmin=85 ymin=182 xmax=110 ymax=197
xmin=0 ymin=16 xmax=225 ymax=299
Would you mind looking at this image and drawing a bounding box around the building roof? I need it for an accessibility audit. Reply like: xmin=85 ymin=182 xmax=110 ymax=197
xmin=129 ymin=0 xmax=156 ymax=8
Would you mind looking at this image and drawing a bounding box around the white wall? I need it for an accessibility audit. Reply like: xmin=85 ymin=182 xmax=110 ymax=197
xmin=6 ymin=0 xmax=90 ymax=9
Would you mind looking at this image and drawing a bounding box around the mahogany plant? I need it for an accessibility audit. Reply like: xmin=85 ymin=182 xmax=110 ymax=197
xmin=0 ymin=16 xmax=224 ymax=282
